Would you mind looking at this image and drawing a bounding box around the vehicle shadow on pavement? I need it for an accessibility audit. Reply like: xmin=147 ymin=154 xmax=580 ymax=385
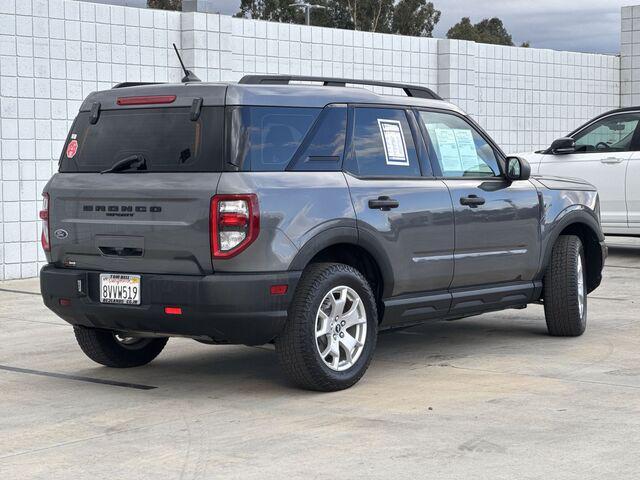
xmin=114 ymin=314 xmax=550 ymax=393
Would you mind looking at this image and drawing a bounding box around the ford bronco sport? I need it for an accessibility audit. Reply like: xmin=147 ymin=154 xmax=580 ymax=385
xmin=40 ymin=75 xmax=606 ymax=391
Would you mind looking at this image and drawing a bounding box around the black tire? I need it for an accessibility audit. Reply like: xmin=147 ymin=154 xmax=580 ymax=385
xmin=543 ymin=235 xmax=587 ymax=337
xmin=73 ymin=326 xmax=168 ymax=368
xmin=275 ymin=263 xmax=378 ymax=391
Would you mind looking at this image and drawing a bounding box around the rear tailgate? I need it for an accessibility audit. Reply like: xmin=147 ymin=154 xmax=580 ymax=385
xmin=44 ymin=84 xmax=226 ymax=275
xmin=46 ymin=172 xmax=220 ymax=275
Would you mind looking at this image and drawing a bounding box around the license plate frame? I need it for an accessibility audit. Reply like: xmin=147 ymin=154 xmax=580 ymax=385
xmin=99 ymin=273 xmax=141 ymax=305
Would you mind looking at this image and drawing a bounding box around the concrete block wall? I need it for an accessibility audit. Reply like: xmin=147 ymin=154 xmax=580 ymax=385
xmin=476 ymin=44 xmax=619 ymax=150
xmin=0 ymin=0 xmax=625 ymax=279
xmin=621 ymin=5 xmax=640 ymax=107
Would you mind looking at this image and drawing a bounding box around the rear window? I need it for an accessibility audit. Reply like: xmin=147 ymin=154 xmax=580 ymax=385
xmin=228 ymin=106 xmax=320 ymax=171
xmin=59 ymin=106 xmax=224 ymax=173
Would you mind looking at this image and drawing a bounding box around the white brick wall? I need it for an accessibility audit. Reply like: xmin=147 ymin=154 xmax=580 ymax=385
xmin=0 ymin=0 xmax=625 ymax=279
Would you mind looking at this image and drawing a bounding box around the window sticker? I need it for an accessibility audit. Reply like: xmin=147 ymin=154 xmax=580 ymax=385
xmin=433 ymin=128 xmax=462 ymax=172
xmin=377 ymin=119 xmax=409 ymax=166
xmin=66 ymin=134 xmax=78 ymax=159
xmin=432 ymin=127 xmax=480 ymax=173
xmin=453 ymin=129 xmax=480 ymax=171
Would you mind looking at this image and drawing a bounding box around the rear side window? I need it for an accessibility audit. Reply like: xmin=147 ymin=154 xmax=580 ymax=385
xmin=228 ymin=106 xmax=320 ymax=171
xmin=288 ymin=106 xmax=347 ymax=171
xmin=59 ymin=107 xmax=224 ymax=173
xmin=346 ymin=107 xmax=421 ymax=177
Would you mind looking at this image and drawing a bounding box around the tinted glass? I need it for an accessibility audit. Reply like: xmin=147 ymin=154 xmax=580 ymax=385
xmin=573 ymin=113 xmax=640 ymax=153
xmin=420 ymin=111 xmax=501 ymax=177
xmin=228 ymin=106 xmax=320 ymax=171
xmin=348 ymin=107 xmax=421 ymax=177
xmin=289 ymin=106 xmax=347 ymax=171
xmin=59 ymin=107 xmax=223 ymax=173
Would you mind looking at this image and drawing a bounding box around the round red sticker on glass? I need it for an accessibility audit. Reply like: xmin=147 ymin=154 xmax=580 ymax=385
xmin=66 ymin=140 xmax=78 ymax=159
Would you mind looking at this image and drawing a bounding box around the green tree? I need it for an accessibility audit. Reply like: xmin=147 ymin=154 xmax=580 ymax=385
xmin=392 ymin=0 xmax=440 ymax=37
xmin=309 ymin=1 xmax=355 ymax=30
xmin=350 ymin=0 xmax=395 ymax=32
xmin=234 ymin=0 xmax=303 ymax=23
xmin=447 ymin=16 xmax=514 ymax=46
xmin=236 ymin=0 xmax=442 ymax=36
xmin=147 ymin=0 xmax=182 ymax=10
xmin=236 ymin=0 xmax=399 ymax=33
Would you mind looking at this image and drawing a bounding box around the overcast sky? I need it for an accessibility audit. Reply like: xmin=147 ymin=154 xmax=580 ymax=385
xmin=211 ymin=0 xmax=627 ymax=54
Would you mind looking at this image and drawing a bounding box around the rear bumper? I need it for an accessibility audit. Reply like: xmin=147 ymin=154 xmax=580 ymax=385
xmin=40 ymin=265 xmax=301 ymax=345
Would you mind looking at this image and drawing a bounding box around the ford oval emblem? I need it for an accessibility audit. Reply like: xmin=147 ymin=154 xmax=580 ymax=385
xmin=54 ymin=229 xmax=68 ymax=239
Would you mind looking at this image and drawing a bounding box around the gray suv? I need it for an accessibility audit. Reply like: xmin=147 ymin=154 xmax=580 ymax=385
xmin=40 ymin=75 xmax=606 ymax=391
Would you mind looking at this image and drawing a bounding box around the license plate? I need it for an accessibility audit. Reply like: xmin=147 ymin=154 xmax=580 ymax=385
xmin=100 ymin=274 xmax=141 ymax=305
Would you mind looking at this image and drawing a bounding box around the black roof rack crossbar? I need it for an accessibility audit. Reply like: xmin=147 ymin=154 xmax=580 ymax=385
xmin=238 ymin=75 xmax=442 ymax=100
xmin=112 ymin=82 xmax=165 ymax=89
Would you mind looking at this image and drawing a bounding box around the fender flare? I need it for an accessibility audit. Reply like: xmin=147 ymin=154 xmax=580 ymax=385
xmin=289 ymin=226 xmax=395 ymax=298
xmin=537 ymin=206 xmax=604 ymax=281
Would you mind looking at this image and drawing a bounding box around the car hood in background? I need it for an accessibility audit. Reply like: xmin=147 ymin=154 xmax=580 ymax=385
xmin=532 ymin=175 xmax=597 ymax=191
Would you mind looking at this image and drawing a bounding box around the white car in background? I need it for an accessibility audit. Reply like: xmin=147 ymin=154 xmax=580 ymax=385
xmin=517 ymin=107 xmax=640 ymax=237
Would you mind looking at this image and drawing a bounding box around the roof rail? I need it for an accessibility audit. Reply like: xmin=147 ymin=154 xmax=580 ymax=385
xmin=238 ymin=75 xmax=442 ymax=100
xmin=112 ymin=82 xmax=165 ymax=89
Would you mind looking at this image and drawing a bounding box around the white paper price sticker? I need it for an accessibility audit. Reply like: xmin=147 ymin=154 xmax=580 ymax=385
xmin=378 ymin=119 xmax=409 ymax=166
xmin=433 ymin=127 xmax=481 ymax=173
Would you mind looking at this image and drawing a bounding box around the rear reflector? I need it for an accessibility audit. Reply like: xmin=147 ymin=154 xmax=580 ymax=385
xmin=164 ymin=306 xmax=182 ymax=315
xmin=270 ymin=285 xmax=288 ymax=295
xmin=59 ymin=298 xmax=71 ymax=306
xmin=117 ymin=95 xmax=176 ymax=106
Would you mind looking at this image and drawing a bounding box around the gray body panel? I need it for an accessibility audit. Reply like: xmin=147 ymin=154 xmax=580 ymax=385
xmin=213 ymin=172 xmax=354 ymax=272
xmin=345 ymin=174 xmax=454 ymax=297
xmin=444 ymin=178 xmax=541 ymax=289
xmin=45 ymin=172 xmax=221 ymax=275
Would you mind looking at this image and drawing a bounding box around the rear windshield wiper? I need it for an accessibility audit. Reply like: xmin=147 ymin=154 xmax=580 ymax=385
xmin=100 ymin=154 xmax=147 ymax=174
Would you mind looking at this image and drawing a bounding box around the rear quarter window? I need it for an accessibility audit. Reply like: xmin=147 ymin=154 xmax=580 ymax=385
xmin=59 ymin=106 xmax=224 ymax=173
xmin=228 ymin=106 xmax=320 ymax=171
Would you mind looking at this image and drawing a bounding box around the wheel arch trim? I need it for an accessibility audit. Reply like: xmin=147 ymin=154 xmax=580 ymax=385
xmin=288 ymin=226 xmax=395 ymax=298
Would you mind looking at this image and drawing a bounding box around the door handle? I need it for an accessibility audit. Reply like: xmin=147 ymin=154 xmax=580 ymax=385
xmin=368 ymin=196 xmax=400 ymax=211
xmin=460 ymin=194 xmax=486 ymax=208
xmin=601 ymin=157 xmax=623 ymax=164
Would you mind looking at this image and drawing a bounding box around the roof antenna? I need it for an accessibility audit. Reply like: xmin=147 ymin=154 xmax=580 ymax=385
xmin=172 ymin=43 xmax=201 ymax=83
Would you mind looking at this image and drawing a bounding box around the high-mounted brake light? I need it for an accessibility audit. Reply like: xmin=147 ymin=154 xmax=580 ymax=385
xmin=116 ymin=95 xmax=176 ymax=106
xmin=210 ymin=194 xmax=259 ymax=259
xmin=40 ymin=193 xmax=50 ymax=252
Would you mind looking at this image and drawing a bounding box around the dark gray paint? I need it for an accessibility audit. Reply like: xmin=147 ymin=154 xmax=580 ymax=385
xmin=345 ymin=175 xmax=454 ymax=296
xmin=46 ymin=172 xmax=221 ymax=275
xmin=444 ymin=178 xmax=541 ymax=288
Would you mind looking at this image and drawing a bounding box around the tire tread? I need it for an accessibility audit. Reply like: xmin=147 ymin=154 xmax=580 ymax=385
xmin=74 ymin=327 xmax=168 ymax=368
xmin=276 ymin=263 xmax=377 ymax=391
xmin=543 ymin=235 xmax=586 ymax=337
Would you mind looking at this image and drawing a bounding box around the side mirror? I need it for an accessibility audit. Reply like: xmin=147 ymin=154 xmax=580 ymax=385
xmin=550 ymin=137 xmax=576 ymax=155
xmin=505 ymin=156 xmax=531 ymax=181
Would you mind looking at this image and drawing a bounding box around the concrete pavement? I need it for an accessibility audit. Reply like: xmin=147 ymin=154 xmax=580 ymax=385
xmin=1 ymin=238 xmax=639 ymax=479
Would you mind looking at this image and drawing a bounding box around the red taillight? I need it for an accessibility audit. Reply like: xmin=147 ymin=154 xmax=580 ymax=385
xmin=219 ymin=212 xmax=248 ymax=228
xmin=164 ymin=306 xmax=182 ymax=315
xmin=116 ymin=95 xmax=176 ymax=106
xmin=210 ymin=194 xmax=259 ymax=259
xmin=40 ymin=193 xmax=50 ymax=252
